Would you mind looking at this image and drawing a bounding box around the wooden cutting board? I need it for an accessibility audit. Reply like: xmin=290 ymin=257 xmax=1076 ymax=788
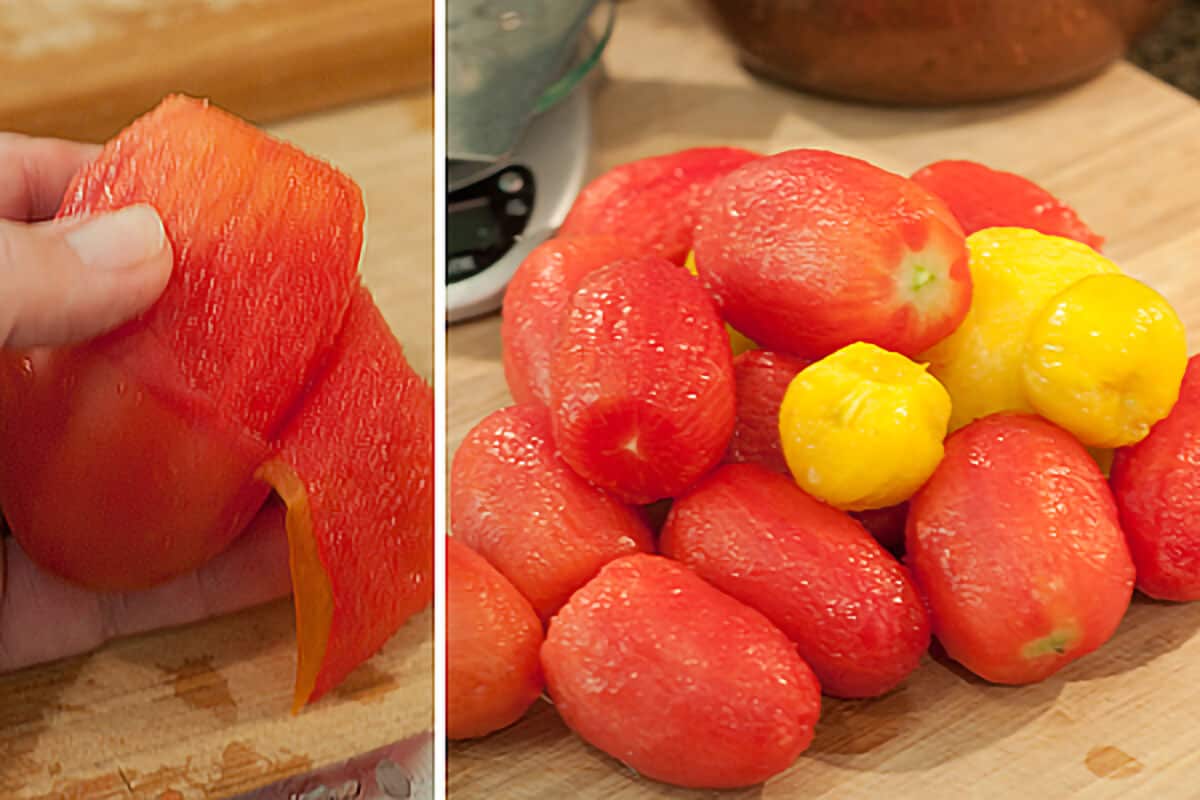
xmin=0 ymin=92 xmax=433 ymax=799
xmin=447 ymin=2 xmax=1200 ymax=797
xmin=0 ymin=0 xmax=431 ymax=142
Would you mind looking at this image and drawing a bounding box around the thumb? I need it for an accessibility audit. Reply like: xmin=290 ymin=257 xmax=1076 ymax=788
xmin=0 ymin=204 xmax=173 ymax=349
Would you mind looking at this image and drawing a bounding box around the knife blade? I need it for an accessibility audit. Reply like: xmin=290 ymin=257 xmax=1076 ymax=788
xmin=229 ymin=730 xmax=433 ymax=800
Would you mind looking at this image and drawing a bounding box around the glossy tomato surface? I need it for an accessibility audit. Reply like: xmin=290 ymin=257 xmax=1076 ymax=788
xmin=662 ymin=463 xmax=929 ymax=698
xmin=543 ymin=554 xmax=821 ymax=789
xmin=907 ymin=414 xmax=1134 ymax=684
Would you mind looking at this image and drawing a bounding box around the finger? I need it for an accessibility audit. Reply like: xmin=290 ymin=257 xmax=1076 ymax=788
xmin=0 ymin=133 xmax=101 ymax=222
xmin=0 ymin=536 xmax=108 ymax=672
xmin=98 ymin=503 xmax=293 ymax=640
xmin=0 ymin=204 xmax=173 ymax=349
xmin=0 ymin=504 xmax=291 ymax=673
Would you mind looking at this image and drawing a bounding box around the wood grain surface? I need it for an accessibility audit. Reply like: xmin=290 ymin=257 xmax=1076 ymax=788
xmin=0 ymin=93 xmax=433 ymax=798
xmin=447 ymin=2 xmax=1200 ymax=797
xmin=0 ymin=0 xmax=431 ymax=142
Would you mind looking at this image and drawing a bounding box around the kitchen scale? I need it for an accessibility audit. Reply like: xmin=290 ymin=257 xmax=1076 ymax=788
xmin=446 ymin=0 xmax=615 ymax=323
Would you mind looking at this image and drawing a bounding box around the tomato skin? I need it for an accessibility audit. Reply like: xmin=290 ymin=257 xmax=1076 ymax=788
xmin=661 ymin=463 xmax=929 ymax=698
xmin=906 ymin=414 xmax=1134 ymax=684
xmin=542 ymin=554 xmax=821 ymax=790
xmin=266 ymin=288 xmax=434 ymax=707
xmin=57 ymin=95 xmax=363 ymax=439
xmin=0 ymin=346 xmax=269 ymax=592
xmin=1111 ymin=356 xmax=1200 ymax=601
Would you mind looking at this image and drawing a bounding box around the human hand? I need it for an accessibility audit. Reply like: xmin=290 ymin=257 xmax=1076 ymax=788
xmin=0 ymin=134 xmax=173 ymax=347
xmin=0 ymin=133 xmax=293 ymax=672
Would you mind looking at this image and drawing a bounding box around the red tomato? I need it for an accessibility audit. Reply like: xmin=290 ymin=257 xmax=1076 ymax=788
xmin=447 ymin=538 xmax=544 ymax=740
xmin=558 ymin=147 xmax=760 ymax=265
xmin=0 ymin=346 xmax=269 ymax=591
xmin=501 ymin=235 xmax=644 ymax=406
xmin=550 ymin=256 xmax=736 ymax=504
xmin=694 ymin=148 xmax=970 ymax=359
xmin=907 ymin=414 xmax=1134 ymax=684
xmin=1111 ymin=356 xmax=1200 ymax=600
xmin=724 ymin=349 xmax=810 ymax=473
xmin=0 ymin=95 xmax=363 ymax=591
xmin=661 ymin=463 xmax=929 ymax=698
xmin=911 ymin=159 xmax=1104 ymax=249
xmin=451 ymin=403 xmax=653 ymax=621
xmin=543 ymin=554 xmax=820 ymax=789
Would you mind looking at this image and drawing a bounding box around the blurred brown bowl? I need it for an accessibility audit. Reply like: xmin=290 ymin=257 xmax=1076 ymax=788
xmin=706 ymin=0 xmax=1176 ymax=105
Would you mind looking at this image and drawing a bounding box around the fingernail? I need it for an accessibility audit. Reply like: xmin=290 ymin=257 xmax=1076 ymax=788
xmin=64 ymin=205 xmax=166 ymax=271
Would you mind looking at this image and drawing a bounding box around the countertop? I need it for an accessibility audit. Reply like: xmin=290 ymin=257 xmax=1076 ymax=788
xmin=0 ymin=0 xmax=431 ymax=142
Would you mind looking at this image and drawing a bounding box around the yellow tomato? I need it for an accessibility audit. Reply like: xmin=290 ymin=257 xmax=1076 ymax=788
xmin=922 ymin=228 xmax=1120 ymax=431
xmin=685 ymin=251 xmax=756 ymax=356
xmin=779 ymin=342 xmax=951 ymax=511
xmin=1022 ymin=273 xmax=1187 ymax=448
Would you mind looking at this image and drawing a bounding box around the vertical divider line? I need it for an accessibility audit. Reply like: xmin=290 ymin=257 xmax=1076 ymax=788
xmin=432 ymin=0 xmax=449 ymax=795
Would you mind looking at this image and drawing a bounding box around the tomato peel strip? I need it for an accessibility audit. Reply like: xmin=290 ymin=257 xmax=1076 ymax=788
xmin=255 ymin=460 xmax=333 ymax=711
xmin=264 ymin=288 xmax=434 ymax=708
